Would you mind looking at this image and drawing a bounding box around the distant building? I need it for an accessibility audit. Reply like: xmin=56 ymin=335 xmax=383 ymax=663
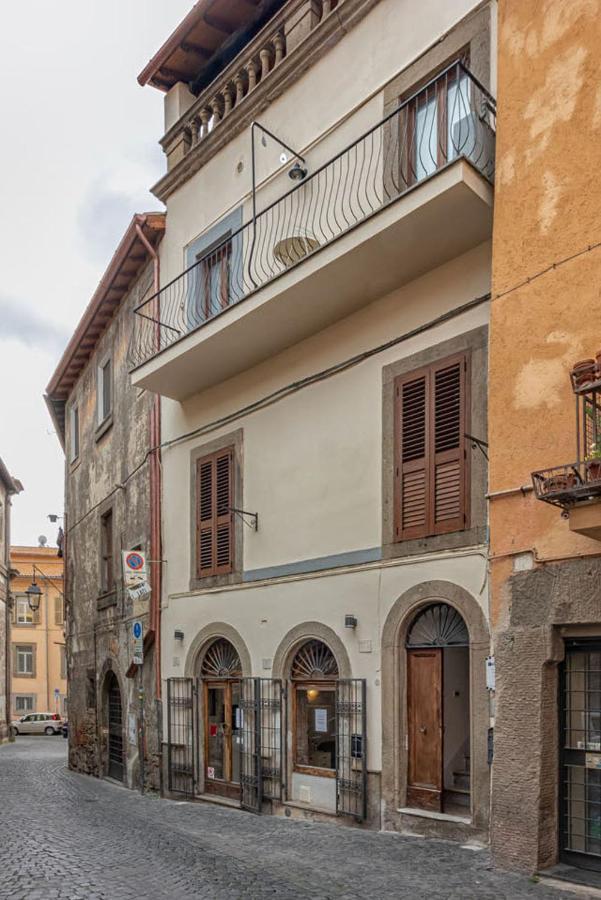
xmin=10 ymin=545 xmax=65 ymax=721
xmin=46 ymin=213 xmax=165 ymax=790
xmin=0 ymin=457 xmax=22 ymax=743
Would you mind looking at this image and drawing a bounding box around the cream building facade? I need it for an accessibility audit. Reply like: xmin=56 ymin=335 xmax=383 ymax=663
xmin=10 ymin=545 xmax=66 ymax=721
xmin=131 ymin=0 xmax=497 ymax=840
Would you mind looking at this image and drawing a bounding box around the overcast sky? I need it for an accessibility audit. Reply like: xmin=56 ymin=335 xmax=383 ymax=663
xmin=0 ymin=1 xmax=193 ymax=546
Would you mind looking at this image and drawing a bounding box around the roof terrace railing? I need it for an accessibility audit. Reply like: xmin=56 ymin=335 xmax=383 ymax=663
xmin=129 ymin=61 xmax=496 ymax=372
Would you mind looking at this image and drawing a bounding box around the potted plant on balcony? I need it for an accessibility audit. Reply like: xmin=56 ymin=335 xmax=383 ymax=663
xmin=586 ymin=441 xmax=601 ymax=482
xmin=571 ymin=358 xmax=597 ymax=390
xmin=542 ymin=471 xmax=578 ymax=494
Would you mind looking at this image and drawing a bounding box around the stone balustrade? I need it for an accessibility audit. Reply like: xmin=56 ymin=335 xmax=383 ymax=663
xmin=163 ymin=0 xmax=339 ymax=171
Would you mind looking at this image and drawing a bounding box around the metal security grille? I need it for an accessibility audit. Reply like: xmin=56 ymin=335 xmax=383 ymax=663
xmin=336 ymin=679 xmax=367 ymax=821
xmin=561 ymin=643 xmax=601 ymax=871
xmin=166 ymin=677 xmax=196 ymax=798
xmin=240 ymin=678 xmax=284 ymax=814
xmin=107 ymin=674 xmax=124 ymax=782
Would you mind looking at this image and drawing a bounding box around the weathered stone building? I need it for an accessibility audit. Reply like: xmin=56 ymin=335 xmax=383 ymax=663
xmin=0 ymin=457 xmax=22 ymax=744
xmin=46 ymin=213 xmax=165 ymax=790
xmin=488 ymin=0 xmax=601 ymax=879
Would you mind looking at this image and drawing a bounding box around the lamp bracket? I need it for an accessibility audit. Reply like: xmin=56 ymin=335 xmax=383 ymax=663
xmin=228 ymin=507 xmax=259 ymax=531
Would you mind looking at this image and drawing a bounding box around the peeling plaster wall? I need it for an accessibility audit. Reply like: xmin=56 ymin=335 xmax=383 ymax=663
xmin=489 ymin=0 xmax=601 ymax=873
xmin=65 ymin=263 xmax=160 ymax=791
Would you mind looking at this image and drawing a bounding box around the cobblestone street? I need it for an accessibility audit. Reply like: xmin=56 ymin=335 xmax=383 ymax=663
xmin=0 ymin=737 xmax=580 ymax=900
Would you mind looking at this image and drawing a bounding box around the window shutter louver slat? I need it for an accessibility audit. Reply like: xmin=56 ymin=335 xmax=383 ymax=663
xmin=396 ymin=370 xmax=430 ymax=540
xmin=215 ymin=451 xmax=233 ymax=573
xmin=198 ymin=459 xmax=214 ymax=576
xmin=196 ymin=449 xmax=234 ymax=578
xmin=431 ymin=355 xmax=468 ymax=535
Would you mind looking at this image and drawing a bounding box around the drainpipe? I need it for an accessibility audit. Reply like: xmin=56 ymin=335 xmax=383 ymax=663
xmin=134 ymin=220 xmax=162 ymax=706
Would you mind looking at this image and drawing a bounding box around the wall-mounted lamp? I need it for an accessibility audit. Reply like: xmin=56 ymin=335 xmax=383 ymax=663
xmin=288 ymin=161 xmax=308 ymax=182
xmin=174 ymin=629 xmax=185 ymax=642
xmin=345 ymin=614 xmax=358 ymax=629
xmin=25 ymin=579 xmax=43 ymax=613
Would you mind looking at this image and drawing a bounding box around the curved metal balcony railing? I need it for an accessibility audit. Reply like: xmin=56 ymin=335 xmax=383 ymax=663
xmin=129 ymin=61 xmax=496 ymax=372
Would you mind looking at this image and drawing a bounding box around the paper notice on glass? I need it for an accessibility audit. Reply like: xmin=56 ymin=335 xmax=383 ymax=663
xmin=235 ymin=707 xmax=243 ymax=729
xmin=314 ymin=708 xmax=328 ymax=733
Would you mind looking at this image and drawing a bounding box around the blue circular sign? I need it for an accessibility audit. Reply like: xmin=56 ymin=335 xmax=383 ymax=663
xmin=133 ymin=622 xmax=142 ymax=639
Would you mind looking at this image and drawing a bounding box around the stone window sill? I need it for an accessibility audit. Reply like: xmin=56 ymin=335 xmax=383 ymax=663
xmin=97 ymin=590 xmax=117 ymax=611
xmin=95 ymin=413 xmax=113 ymax=443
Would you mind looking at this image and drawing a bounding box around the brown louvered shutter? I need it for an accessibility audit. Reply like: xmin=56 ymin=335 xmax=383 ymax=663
xmin=395 ymin=367 xmax=430 ymax=540
xmin=431 ymin=355 xmax=468 ymax=535
xmin=196 ymin=449 xmax=234 ymax=578
xmin=395 ymin=353 xmax=469 ymax=541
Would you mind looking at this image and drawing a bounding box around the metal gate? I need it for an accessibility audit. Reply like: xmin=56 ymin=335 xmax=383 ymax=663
xmin=560 ymin=642 xmax=601 ymax=871
xmin=166 ymin=677 xmax=196 ymax=798
xmin=107 ymin=673 xmax=124 ymax=782
xmin=240 ymin=678 xmax=284 ymax=814
xmin=336 ymin=678 xmax=367 ymax=821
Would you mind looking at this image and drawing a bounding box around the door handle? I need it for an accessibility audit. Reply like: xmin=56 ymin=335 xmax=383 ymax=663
xmin=419 ymin=726 xmax=427 ymax=734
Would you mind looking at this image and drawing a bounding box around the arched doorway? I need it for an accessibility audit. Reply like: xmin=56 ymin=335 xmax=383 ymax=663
xmin=105 ymin=671 xmax=124 ymax=782
xmin=406 ymin=603 xmax=470 ymax=815
xmin=200 ymin=637 xmax=242 ymax=799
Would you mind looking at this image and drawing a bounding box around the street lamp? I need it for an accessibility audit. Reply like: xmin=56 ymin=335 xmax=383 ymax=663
xmin=25 ymin=574 xmax=42 ymax=612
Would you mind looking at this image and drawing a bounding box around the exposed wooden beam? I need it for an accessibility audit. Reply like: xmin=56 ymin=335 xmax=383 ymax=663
xmin=203 ymin=13 xmax=237 ymax=35
xmin=181 ymin=41 xmax=212 ymax=61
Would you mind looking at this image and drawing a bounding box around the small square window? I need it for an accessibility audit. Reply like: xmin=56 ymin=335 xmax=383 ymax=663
xmin=15 ymin=695 xmax=34 ymax=714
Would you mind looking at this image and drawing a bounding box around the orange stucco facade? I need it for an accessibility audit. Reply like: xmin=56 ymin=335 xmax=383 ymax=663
xmin=489 ymin=0 xmax=601 ymax=874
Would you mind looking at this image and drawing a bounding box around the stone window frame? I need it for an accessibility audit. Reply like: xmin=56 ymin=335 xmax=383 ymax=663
xmin=14 ymin=694 xmax=36 ymax=714
xmin=189 ymin=429 xmax=244 ymax=591
xmin=95 ymin=351 xmax=114 ymax=441
xmin=14 ymin=594 xmax=37 ymax=626
xmin=13 ymin=643 xmax=36 ymax=678
xmin=382 ymin=326 xmax=488 ymax=559
xmin=382 ymin=5 xmax=492 ymax=119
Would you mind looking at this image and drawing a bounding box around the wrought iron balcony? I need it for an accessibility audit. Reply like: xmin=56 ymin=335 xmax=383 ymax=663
xmin=532 ymin=373 xmax=601 ymax=512
xmin=532 ymin=461 xmax=601 ymax=509
xmin=129 ymin=61 xmax=496 ymax=373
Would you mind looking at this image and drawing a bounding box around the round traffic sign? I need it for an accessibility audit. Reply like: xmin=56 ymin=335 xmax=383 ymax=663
xmin=126 ymin=552 xmax=144 ymax=571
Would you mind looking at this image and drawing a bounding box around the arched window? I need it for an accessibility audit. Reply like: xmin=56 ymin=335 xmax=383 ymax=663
xmin=291 ymin=640 xmax=338 ymax=774
xmin=406 ymin=602 xmax=469 ymax=648
xmin=200 ymin=638 xmax=242 ymax=678
xmin=291 ymin=639 xmax=339 ymax=680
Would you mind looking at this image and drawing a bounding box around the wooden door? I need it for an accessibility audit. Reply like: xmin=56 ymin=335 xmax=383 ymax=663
xmin=407 ymin=648 xmax=442 ymax=811
xmin=204 ymin=681 xmax=240 ymax=799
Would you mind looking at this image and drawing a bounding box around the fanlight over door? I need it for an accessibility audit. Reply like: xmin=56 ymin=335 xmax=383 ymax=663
xmin=406 ymin=603 xmax=469 ymax=648
xmin=201 ymin=638 xmax=242 ymax=678
xmin=291 ymin=639 xmax=339 ymax=680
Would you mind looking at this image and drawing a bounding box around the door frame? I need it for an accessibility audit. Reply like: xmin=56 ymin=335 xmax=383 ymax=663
xmin=559 ymin=639 xmax=601 ymax=872
xmin=106 ymin=671 xmax=124 ymax=783
xmin=203 ymin=678 xmax=240 ymax=799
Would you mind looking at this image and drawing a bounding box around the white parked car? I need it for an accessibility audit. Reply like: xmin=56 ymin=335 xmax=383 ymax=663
xmin=11 ymin=713 xmax=63 ymax=736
